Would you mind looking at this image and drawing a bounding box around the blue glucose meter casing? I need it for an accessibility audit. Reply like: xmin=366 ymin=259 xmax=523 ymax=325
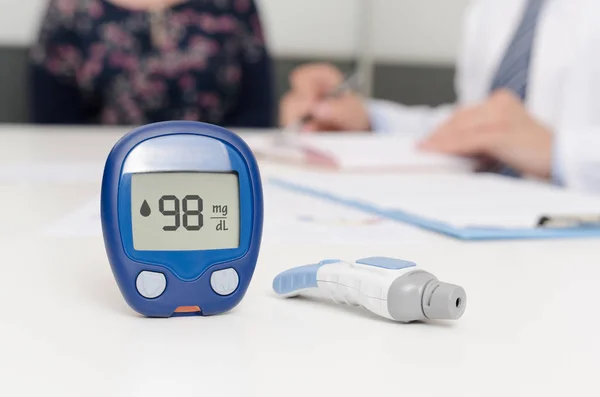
xmin=101 ymin=121 xmax=263 ymax=317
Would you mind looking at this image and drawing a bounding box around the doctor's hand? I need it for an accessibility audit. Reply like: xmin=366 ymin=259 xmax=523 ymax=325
xmin=279 ymin=63 xmax=371 ymax=132
xmin=419 ymin=89 xmax=553 ymax=179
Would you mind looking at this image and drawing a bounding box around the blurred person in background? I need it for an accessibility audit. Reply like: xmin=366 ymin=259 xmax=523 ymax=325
xmin=29 ymin=0 xmax=273 ymax=127
xmin=280 ymin=0 xmax=600 ymax=193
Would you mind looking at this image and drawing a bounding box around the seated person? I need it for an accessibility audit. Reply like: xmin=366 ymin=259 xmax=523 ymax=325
xmin=29 ymin=0 xmax=273 ymax=127
xmin=279 ymin=0 xmax=600 ymax=194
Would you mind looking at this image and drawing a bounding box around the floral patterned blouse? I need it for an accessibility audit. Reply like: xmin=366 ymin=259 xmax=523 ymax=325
xmin=29 ymin=0 xmax=273 ymax=127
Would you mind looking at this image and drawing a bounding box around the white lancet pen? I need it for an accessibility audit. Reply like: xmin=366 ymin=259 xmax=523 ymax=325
xmin=273 ymin=257 xmax=467 ymax=323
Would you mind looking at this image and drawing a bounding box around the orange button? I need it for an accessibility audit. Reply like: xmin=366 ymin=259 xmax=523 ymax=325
xmin=174 ymin=306 xmax=201 ymax=313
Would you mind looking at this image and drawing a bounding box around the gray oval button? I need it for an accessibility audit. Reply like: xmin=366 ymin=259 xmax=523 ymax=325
xmin=136 ymin=271 xmax=166 ymax=299
xmin=210 ymin=268 xmax=239 ymax=296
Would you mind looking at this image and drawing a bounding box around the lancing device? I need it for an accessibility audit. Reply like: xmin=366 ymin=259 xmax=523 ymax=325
xmin=273 ymin=257 xmax=466 ymax=323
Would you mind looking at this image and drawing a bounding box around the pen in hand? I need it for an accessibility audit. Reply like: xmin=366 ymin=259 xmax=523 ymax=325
xmin=283 ymin=72 xmax=362 ymax=134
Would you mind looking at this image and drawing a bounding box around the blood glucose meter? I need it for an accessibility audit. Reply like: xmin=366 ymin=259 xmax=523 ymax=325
xmin=101 ymin=121 xmax=263 ymax=317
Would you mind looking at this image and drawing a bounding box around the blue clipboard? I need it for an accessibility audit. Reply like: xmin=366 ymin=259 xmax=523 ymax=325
xmin=269 ymin=178 xmax=600 ymax=241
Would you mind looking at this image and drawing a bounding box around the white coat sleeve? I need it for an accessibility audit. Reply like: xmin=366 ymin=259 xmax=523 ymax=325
xmin=366 ymin=99 xmax=455 ymax=136
xmin=554 ymin=128 xmax=600 ymax=194
xmin=365 ymin=1 xmax=480 ymax=136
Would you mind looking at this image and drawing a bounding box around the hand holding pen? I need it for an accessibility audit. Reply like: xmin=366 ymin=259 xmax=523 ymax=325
xmin=279 ymin=64 xmax=371 ymax=133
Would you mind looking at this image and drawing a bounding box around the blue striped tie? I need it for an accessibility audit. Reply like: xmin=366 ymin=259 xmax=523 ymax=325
xmin=488 ymin=0 xmax=546 ymax=177
xmin=489 ymin=0 xmax=546 ymax=99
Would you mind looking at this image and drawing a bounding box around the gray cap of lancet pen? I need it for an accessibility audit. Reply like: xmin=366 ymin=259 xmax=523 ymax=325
xmin=422 ymin=280 xmax=467 ymax=320
xmin=387 ymin=271 xmax=466 ymax=322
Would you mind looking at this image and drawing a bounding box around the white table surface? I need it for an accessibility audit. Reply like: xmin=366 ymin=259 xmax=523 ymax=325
xmin=1 ymin=124 xmax=599 ymax=397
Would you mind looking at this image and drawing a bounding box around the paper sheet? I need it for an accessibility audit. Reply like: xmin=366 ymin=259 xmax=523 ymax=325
xmin=270 ymin=171 xmax=600 ymax=229
xmin=263 ymin=181 xmax=428 ymax=244
xmin=252 ymin=133 xmax=474 ymax=172
xmin=0 ymin=163 xmax=104 ymax=184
